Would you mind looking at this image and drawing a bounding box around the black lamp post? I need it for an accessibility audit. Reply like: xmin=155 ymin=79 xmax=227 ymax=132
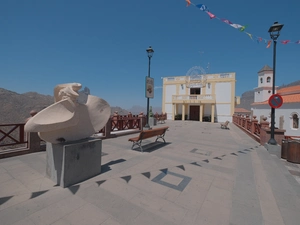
xmin=268 ymin=22 xmax=284 ymax=145
xmin=145 ymin=46 xmax=154 ymax=129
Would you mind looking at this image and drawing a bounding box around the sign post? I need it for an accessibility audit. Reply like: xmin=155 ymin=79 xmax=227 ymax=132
xmin=268 ymin=94 xmax=283 ymax=109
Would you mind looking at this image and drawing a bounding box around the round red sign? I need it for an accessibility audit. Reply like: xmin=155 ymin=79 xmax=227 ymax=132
xmin=268 ymin=94 xmax=283 ymax=109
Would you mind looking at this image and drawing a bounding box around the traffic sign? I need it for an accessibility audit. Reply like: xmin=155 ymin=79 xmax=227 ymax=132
xmin=268 ymin=94 xmax=283 ymax=109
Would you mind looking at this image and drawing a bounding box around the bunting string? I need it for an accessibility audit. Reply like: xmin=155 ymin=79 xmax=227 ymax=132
xmin=185 ymin=1 xmax=300 ymax=48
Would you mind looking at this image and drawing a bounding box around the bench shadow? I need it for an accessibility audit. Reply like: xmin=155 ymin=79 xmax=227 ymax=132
xmin=101 ymin=158 xmax=126 ymax=174
xmin=132 ymin=141 xmax=171 ymax=153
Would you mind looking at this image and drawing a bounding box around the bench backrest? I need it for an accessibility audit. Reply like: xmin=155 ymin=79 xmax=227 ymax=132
xmin=139 ymin=126 xmax=169 ymax=140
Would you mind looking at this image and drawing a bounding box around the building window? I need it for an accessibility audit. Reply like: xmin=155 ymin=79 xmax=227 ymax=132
xmin=267 ymin=77 xmax=271 ymax=83
xmin=208 ymin=83 xmax=211 ymax=89
xmin=190 ymin=88 xmax=200 ymax=95
xmin=260 ymin=78 xmax=263 ymax=83
xmin=258 ymin=91 xmax=260 ymax=94
xmin=292 ymin=114 xmax=299 ymax=129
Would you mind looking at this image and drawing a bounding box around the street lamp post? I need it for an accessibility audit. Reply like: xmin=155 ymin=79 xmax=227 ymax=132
xmin=145 ymin=46 xmax=154 ymax=129
xmin=268 ymin=22 xmax=284 ymax=145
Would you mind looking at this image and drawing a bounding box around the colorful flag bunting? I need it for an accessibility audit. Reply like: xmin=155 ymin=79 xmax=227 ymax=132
xmin=186 ymin=0 xmax=191 ymax=7
xmin=206 ymin=11 xmax=216 ymax=19
xmin=281 ymin=40 xmax=290 ymax=44
xmin=239 ymin=25 xmax=247 ymax=32
xmin=196 ymin=4 xmax=208 ymax=11
xmin=221 ymin=19 xmax=232 ymax=25
xmin=245 ymin=32 xmax=253 ymax=40
xmin=257 ymin=37 xmax=263 ymax=43
xmin=230 ymin=24 xmax=243 ymax=29
xmin=185 ymin=1 xmax=299 ymax=47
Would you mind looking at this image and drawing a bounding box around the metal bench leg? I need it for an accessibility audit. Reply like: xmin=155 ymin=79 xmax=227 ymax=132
xmin=155 ymin=134 xmax=166 ymax=143
xmin=132 ymin=140 xmax=143 ymax=152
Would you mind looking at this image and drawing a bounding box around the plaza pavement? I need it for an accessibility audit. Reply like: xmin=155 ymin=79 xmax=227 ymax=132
xmin=1 ymin=120 xmax=300 ymax=225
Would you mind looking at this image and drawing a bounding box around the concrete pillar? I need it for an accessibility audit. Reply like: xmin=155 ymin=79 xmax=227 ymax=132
xmin=182 ymin=104 xmax=186 ymax=121
xmin=211 ymin=104 xmax=215 ymax=123
xmin=172 ymin=104 xmax=176 ymax=120
xmin=200 ymin=104 xmax=203 ymax=122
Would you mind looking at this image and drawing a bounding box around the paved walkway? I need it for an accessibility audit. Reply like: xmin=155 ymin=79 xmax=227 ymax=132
xmin=1 ymin=121 xmax=300 ymax=225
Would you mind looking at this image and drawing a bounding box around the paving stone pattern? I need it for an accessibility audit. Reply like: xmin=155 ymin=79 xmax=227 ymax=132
xmin=1 ymin=120 xmax=300 ymax=225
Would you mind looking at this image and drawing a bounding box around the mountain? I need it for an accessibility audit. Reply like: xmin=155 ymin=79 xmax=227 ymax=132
xmin=0 ymin=88 xmax=129 ymax=124
xmin=127 ymin=105 xmax=162 ymax=115
xmin=238 ymin=80 xmax=300 ymax=110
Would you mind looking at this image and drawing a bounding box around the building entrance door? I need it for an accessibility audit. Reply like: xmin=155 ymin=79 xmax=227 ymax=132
xmin=190 ymin=106 xmax=200 ymax=121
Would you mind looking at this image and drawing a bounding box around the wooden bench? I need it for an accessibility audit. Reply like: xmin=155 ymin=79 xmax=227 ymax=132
xmin=128 ymin=126 xmax=169 ymax=152
xmin=221 ymin=121 xmax=229 ymax=129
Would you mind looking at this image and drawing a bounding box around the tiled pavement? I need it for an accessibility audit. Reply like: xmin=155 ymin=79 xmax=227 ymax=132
xmin=1 ymin=120 xmax=300 ymax=225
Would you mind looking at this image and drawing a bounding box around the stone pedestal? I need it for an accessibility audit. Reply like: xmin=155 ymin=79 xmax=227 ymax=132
xmin=46 ymin=138 xmax=102 ymax=188
xmin=149 ymin=117 xmax=157 ymax=126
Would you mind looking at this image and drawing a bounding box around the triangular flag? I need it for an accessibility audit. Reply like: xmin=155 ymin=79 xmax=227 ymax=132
xmin=245 ymin=32 xmax=253 ymax=40
xmin=221 ymin=19 xmax=232 ymax=25
xmin=257 ymin=37 xmax=263 ymax=43
xmin=266 ymin=40 xmax=272 ymax=48
xmin=230 ymin=23 xmax=243 ymax=29
xmin=196 ymin=4 xmax=208 ymax=11
xmin=185 ymin=0 xmax=191 ymax=7
xmin=281 ymin=40 xmax=290 ymax=44
xmin=239 ymin=25 xmax=247 ymax=32
xmin=206 ymin=11 xmax=216 ymax=19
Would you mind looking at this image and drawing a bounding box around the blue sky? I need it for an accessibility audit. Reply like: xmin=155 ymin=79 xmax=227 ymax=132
xmin=1 ymin=0 xmax=300 ymax=109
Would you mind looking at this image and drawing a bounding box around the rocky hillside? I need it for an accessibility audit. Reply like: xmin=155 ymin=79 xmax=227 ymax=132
xmin=0 ymin=88 xmax=129 ymax=124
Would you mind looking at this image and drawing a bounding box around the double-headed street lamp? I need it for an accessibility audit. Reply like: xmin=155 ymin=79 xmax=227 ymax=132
xmin=145 ymin=46 xmax=154 ymax=129
xmin=268 ymin=22 xmax=284 ymax=145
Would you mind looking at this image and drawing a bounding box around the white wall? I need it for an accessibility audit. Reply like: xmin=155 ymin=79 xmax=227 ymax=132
xmin=215 ymin=82 xmax=231 ymax=102
xmin=206 ymin=83 xmax=212 ymax=94
xmin=165 ymin=85 xmax=176 ymax=102
xmin=179 ymin=84 xmax=185 ymax=95
xmin=252 ymin=105 xmax=300 ymax=136
xmin=165 ymin=103 xmax=173 ymax=120
xmin=216 ymin=104 xmax=232 ymax=122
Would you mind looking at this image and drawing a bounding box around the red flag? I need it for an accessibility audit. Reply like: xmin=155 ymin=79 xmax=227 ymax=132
xmin=206 ymin=11 xmax=216 ymax=19
xmin=186 ymin=0 xmax=191 ymax=7
xmin=266 ymin=40 xmax=272 ymax=48
xmin=281 ymin=40 xmax=290 ymax=44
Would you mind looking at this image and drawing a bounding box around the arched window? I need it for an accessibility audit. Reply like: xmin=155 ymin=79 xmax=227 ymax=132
xmin=260 ymin=78 xmax=263 ymax=83
xmin=267 ymin=77 xmax=271 ymax=83
xmin=293 ymin=114 xmax=299 ymax=129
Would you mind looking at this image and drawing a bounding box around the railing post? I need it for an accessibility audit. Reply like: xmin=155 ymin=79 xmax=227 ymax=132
xmin=245 ymin=115 xmax=250 ymax=131
xmin=128 ymin=112 xmax=133 ymax=129
xmin=251 ymin=116 xmax=258 ymax=134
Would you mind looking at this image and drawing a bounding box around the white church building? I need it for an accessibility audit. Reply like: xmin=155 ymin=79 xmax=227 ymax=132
xmin=161 ymin=72 xmax=239 ymax=123
xmin=251 ymin=65 xmax=300 ymax=137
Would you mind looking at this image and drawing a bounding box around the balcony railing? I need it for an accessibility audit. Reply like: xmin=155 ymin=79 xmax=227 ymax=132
xmin=172 ymin=94 xmax=215 ymax=103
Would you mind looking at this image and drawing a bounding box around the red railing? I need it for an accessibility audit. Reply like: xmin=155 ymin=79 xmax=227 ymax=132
xmin=1 ymin=114 xmax=146 ymax=149
xmin=0 ymin=123 xmax=28 ymax=148
xmin=232 ymin=114 xmax=261 ymax=142
xmin=110 ymin=114 xmax=141 ymax=131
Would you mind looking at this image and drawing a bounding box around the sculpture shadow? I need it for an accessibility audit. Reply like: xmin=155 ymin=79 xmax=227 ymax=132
xmin=132 ymin=141 xmax=171 ymax=153
xmin=101 ymin=158 xmax=126 ymax=174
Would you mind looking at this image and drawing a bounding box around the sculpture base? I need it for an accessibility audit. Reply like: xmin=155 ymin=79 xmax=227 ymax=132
xmin=46 ymin=138 xmax=102 ymax=188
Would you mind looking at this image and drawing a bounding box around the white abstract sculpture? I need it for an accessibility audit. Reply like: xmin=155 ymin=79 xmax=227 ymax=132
xmin=25 ymin=83 xmax=111 ymax=144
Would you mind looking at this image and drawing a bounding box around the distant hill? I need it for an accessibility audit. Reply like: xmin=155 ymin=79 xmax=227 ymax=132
xmin=126 ymin=105 xmax=162 ymax=115
xmin=238 ymin=80 xmax=300 ymax=110
xmin=0 ymin=88 xmax=129 ymax=124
